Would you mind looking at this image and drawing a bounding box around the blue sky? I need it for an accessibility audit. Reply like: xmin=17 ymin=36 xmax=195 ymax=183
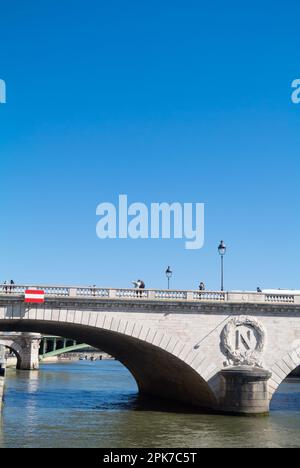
xmin=0 ymin=1 xmax=300 ymax=290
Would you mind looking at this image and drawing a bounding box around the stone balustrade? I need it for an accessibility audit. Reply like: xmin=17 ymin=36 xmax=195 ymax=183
xmin=0 ymin=284 xmax=300 ymax=305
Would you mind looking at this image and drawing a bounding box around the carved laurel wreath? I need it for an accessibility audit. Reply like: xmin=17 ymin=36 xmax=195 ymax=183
xmin=221 ymin=316 xmax=266 ymax=367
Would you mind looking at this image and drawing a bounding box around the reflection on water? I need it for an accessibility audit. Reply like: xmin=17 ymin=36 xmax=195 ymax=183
xmin=1 ymin=361 xmax=300 ymax=448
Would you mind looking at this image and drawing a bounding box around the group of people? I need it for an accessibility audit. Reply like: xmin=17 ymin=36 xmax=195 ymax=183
xmin=132 ymin=280 xmax=207 ymax=292
xmin=132 ymin=280 xmax=208 ymax=291
xmin=2 ymin=280 xmax=15 ymax=293
xmin=2 ymin=280 xmax=264 ymax=294
xmin=132 ymin=280 xmax=145 ymax=290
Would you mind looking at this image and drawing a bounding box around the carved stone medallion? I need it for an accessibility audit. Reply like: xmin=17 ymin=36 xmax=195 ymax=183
xmin=221 ymin=316 xmax=266 ymax=367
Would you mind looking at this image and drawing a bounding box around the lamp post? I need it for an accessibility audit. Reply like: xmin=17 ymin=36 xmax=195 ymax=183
xmin=218 ymin=240 xmax=226 ymax=291
xmin=166 ymin=266 xmax=173 ymax=290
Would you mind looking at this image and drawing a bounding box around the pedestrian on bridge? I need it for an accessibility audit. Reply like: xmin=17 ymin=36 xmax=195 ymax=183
xmin=132 ymin=280 xmax=145 ymax=297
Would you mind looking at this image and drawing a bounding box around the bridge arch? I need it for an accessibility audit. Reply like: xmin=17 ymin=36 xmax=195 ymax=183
xmin=0 ymin=339 xmax=23 ymax=369
xmin=269 ymin=347 xmax=300 ymax=401
xmin=0 ymin=318 xmax=217 ymax=411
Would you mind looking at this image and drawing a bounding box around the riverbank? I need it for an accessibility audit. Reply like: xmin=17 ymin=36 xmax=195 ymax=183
xmin=41 ymin=352 xmax=114 ymax=364
xmin=5 ymin=353 xmax=114 ymax=367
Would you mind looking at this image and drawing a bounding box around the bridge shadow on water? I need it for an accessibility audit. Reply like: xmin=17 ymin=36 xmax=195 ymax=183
xmin=94 ymin=394 xmax=209 ymax=415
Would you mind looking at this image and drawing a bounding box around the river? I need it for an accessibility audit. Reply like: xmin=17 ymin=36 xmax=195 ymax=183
xmin=0 ymin=361 xmax=299 ymax=448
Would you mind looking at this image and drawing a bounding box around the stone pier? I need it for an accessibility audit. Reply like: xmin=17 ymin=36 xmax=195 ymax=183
xmin=220 ymin=367 xmax=272 ymax=415
xmin=17 ymin=333 xmax=41 ymax=370
xmin=0 ymin=345 xmax=6 ymax=409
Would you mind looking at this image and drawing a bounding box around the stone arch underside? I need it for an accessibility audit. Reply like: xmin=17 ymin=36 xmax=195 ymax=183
xmin=269 ymin=347 xmax=300 ymax=402
xmin=0 ymin=339 xmax=22 ymax=368
xmin=0 ymin=320 xmax=217 ymax=411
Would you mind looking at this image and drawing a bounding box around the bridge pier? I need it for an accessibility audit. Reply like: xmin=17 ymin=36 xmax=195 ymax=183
xmin=17 ymin=334 xmax=41 ymax=371
xmin=219 ymin=367 xmax=272 ymax=416
xmin=0 ymin=345 xmax=6 ymax=409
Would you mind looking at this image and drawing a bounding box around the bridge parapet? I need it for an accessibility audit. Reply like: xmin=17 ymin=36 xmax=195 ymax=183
xmin=265 ymin=294 xmax=295 ymax=303
xmin=1 ymin=284 xmax=300 ymax=305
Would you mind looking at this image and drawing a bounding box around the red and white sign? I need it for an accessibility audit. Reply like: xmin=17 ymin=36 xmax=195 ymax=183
xmin=24 ymin=289 xmax=45 ymax=304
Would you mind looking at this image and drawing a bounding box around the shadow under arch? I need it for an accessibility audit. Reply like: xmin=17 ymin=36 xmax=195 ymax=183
xmin=269 ymin=348 xmax=300 ymax=408
xmin=0 ymin=319 xmax=217 ymax=411
xmin=0 ymin=340 xmax=22 ymax=369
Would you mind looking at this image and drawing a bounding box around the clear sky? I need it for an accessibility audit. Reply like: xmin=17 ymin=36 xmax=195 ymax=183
xmin=0 ymin=1 xmax=300 ymax=291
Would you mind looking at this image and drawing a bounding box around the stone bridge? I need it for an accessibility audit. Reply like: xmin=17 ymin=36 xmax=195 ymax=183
xmin=0 ymin=332 xmax=41 ymax=370
xmin=1 ymin=284 xmax=300 ymax=415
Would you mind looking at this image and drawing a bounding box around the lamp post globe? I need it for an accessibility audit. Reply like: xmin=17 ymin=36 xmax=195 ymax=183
xmin=166 ymin=266 xmax=173 ymax=290
xmin=218 ymin=241 xmax=226 ymax=291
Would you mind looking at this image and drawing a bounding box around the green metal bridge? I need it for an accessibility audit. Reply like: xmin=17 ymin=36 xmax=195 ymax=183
xmin=40 ymin=336 xmax=93 ymax=360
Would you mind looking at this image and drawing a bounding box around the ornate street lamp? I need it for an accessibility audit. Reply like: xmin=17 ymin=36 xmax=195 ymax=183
xmin=218 ymin=240 xmax=227 ymax=291
xmin=166 ymin=266 xmax=173 ymax=290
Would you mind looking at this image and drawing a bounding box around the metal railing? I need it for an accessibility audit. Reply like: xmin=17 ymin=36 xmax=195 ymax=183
xmin=1 ymin=284 xmax=300 ymax=305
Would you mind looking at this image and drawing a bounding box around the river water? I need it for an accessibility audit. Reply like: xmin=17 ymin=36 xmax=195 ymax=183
xmin=0 ymin=361 xmax=300 ymax=448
